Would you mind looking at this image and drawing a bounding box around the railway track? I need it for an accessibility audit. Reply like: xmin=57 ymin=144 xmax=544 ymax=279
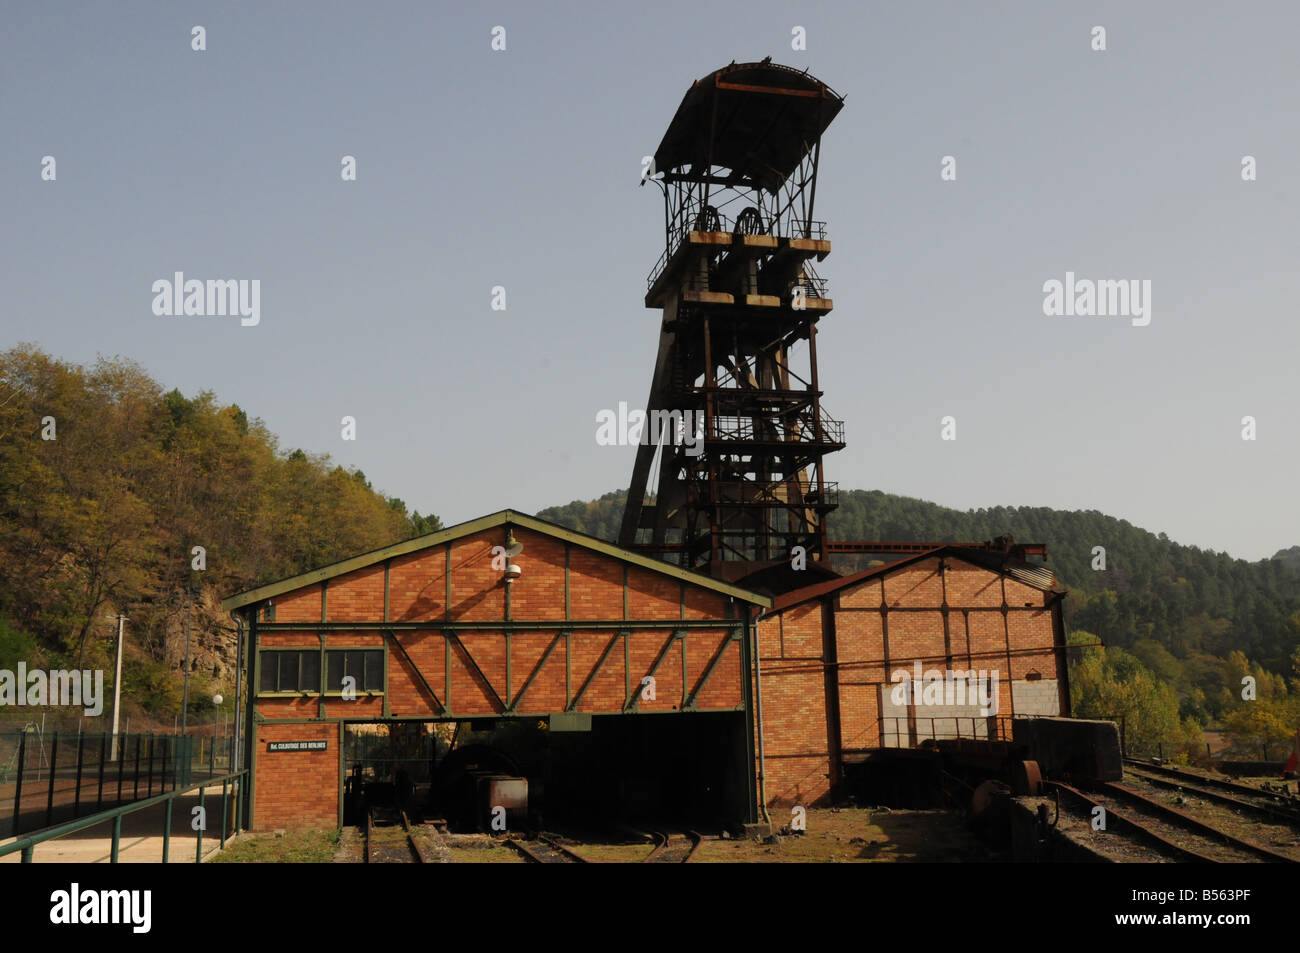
xmin=362 ymin=816 xmax=707 ymax=865
xmin=504 ymin=832 xmax=589 ymax=864
xmin=643 ymin=829 xmax=703 ymax=863
xmin=1050 ymin=780 xmax=1295 ymax=863
xmin=364 ymin=805 xmax=426 ymax=864
xmin=1123 ymin=758 xmax=1300 ymax=825
xmin=1096 ymin=780 xmax=1293 ymax=862
xmin=1049 ymin=782 xmax=1204 ymax=862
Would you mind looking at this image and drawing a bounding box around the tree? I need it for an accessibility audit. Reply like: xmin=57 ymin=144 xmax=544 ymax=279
xmin=1223 ymin=697 xmax=1300 ymax=760
xmin=0 ymin=345 xmax=444 ymax=719
xmin=409 ymin=511 xmax=444 ymax=537
xmin=1068 ymin=631 xmax=1201 ymax=759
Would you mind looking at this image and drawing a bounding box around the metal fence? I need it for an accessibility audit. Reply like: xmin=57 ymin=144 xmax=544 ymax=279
xmin=0 ymin=768 xmax=246 ymax=863
xmin=344 ymin=727 xmax=438 ymax=784
xmin=879 ymin=715 xmax=1016 ymax=748
xmin=1134 ymin=736 xmax=1289 ymax=763
xmin=0 ymin=729 xmax=236 ymax=840
xmin=646 ymin=205 xmax=830 ymax=288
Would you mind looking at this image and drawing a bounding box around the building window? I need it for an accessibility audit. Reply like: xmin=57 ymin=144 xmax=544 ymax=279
xmin=258 ymin=650 xmax=320 ymax=694
xmin=325 ymin=649 xmax=384 ymax=694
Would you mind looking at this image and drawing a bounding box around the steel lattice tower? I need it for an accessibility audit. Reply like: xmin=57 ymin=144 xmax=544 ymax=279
xmin=620 ymin=60 xmax=846 ymax=587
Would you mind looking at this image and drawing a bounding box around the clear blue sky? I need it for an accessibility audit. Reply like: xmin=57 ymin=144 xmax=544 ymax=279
xmin=2 ymin=2 xmax=1296 ymax=560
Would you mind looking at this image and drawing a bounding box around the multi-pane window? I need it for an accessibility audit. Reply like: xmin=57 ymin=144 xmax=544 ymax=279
xmin=257 ymin=648 xmax=384 ymax=695
xmin=325 ymin=649 xmax=384 ymax=694
xmin=258 ymin=650 xmax=320 ymax=693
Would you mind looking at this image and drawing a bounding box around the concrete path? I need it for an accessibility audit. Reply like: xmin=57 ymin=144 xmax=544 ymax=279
xmin=0 ymin=784 xmax=238 ymax=863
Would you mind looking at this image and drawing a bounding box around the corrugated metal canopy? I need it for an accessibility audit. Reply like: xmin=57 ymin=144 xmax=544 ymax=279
xmin=652 ymin=60 xmax=844 ymax=194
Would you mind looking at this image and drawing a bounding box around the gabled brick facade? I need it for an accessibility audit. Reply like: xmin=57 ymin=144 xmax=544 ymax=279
xmin=753 ymin=550 xmax=1069 ymax=810
xmin=224 ymin=511 xmax=770 ymax=830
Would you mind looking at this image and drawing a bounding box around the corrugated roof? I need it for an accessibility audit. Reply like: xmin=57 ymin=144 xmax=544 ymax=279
xmin=221 ymin=509 xmax=772 ymax=613
xmin=653 ymin=61 xmax=844 ymax=194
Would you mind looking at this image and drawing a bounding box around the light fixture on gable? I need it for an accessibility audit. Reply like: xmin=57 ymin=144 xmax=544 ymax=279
xmin=504 ymin=529 xmax=523 ymax=581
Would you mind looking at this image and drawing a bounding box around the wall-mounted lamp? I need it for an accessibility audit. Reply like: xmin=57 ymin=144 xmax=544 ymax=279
xmin=504 ymin=529 xmax=523 ymax=582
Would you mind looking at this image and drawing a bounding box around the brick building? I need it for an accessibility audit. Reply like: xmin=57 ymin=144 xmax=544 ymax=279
xmin=753 ymin=548 xmax=1069 ymax=809
xmin=223 ymin=511 xmax=772 ymax=830
xmin=223 ymin=514 xmax=1069 ymax=829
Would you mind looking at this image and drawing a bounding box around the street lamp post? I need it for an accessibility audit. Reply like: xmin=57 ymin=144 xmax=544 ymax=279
xmin=210 ymin=694 xmax=223 ymax=775
xmin=109 ymin=614 xmax=125 ymax=761
xmin=181 ymin=588 xmax=193 ymax=735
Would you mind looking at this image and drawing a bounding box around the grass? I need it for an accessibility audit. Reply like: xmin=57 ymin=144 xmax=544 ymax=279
xmin=208 ymin=828 xmax=341 ymax=863
xmin=442 ymin=843 xmax=526 ymax=863
xmin=694 ymin=808 xmax=997 ymax=863
xmin=568 ymin=842 xmax=657 ymax=863
xmin=437 ymin=832 xmax=526 ymax=863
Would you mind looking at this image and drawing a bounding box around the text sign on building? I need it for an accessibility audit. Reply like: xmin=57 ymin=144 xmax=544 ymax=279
xmin=267 ymin=740 xmax=328 ymax=752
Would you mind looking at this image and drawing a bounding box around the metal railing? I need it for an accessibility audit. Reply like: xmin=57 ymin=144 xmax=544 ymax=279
xmin=647 ymin=208 xmax=829 ymax=289
xmin=709 ymin=412 xmax=845 ymax=445
xmin=0 ymin=768 xmax=246 ymax=863
xmin=1 ymin=729 xmax=235 ymax=840
xmin=794 ymin=265 xmax=828 ymax=299
xmin=710 ymin=479 xmax=839 ymax=507
xmin=879 ymin=715 xmax=1016 ymax=749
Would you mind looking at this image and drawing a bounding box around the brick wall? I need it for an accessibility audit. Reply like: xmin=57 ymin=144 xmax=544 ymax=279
xmin=754 ymin=608 xmax=833 ymax=809
xmin=756 ymin=555 xmax=1066 ymax=809
xmin=252 ymin=722 xmax=338 ymax=830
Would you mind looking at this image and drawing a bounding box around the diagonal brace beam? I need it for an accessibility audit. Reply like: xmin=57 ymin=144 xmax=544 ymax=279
xmin=445 ymin=628 xmax=507 ymax=714
xmin=625 ymin=629 xmax=682 ymax=712
xmin=385 ymin=630 xmax=445 ymax=715
xmin=567 ymin=631 xmax=623 ymax=713
xmin=683 ymin=627 xmax=741 ymax=711
xmin=507 ymin=631 xmax=565 ymax=713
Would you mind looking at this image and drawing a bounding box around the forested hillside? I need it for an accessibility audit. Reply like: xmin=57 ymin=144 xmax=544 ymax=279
xmin=0 ymin=345 xmax=440 ymax=725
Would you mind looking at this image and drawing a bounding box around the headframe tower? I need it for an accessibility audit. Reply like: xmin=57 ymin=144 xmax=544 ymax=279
xmin=620 ymin=60 xmax=846 ymax=587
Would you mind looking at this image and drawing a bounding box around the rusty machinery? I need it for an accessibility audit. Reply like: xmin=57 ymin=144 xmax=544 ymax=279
xmin=952 ymin=717 xmax=1124 ymax=830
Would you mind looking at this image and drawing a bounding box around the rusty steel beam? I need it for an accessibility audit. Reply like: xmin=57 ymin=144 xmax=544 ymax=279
xmin=826 ymin=541 xmax=1048 ymax=557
